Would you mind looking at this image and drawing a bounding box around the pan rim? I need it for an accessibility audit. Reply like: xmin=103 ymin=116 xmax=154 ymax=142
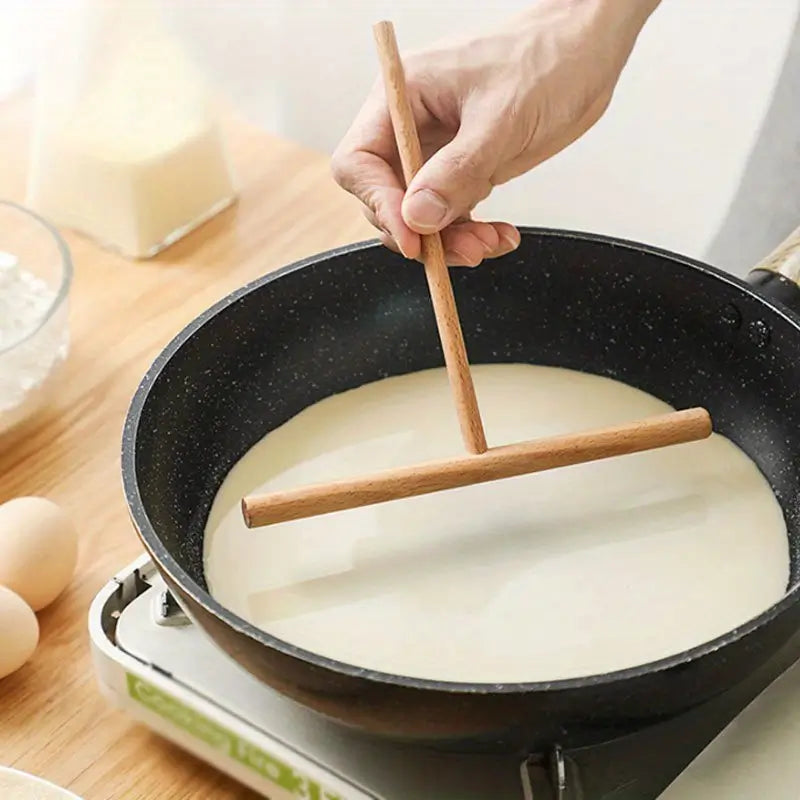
xmin=121 ymin=226 xmax=800 ymax=695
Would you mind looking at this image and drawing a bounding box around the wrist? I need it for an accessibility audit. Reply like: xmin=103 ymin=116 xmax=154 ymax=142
xmin=514 ymin=0 xmax=660 ymax=42
xmin=590 ymin=0 xmax=662 ymax=40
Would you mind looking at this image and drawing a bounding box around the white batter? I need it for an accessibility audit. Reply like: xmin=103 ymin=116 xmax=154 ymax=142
xmin=204 ymin=364 xmax=789 ymax=683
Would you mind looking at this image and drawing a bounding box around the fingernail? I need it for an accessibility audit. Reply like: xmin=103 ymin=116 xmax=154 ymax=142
xmin=500 ymin=230 xmax=521 ymax=251
xmin=377 ymin=226 xmax=405 ymax=257
xmin=404 ymin=189 xmax=450 ymax=232
xmin=446 ymin=248 xmax=480 ymax=268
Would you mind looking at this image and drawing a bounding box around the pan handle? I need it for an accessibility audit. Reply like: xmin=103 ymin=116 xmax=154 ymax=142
xmin=747 ymin=224 xmax=800 ymax=312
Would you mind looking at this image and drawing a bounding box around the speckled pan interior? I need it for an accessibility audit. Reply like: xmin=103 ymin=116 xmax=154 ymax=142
xmin=120 ymin=228 xmax=800 ymax=745
xmin=129 ymin=230 xmax=800 ymax=591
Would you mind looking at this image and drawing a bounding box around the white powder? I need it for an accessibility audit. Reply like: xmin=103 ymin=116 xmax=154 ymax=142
xmin=0 ymin=252 xmax=68 ymax=432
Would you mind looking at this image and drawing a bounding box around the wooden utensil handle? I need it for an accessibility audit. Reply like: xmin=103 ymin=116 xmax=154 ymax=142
xmin=373 ymin=20 xmax=488 ymax=455
xmin=753 ymin=223 xmax=800 ymax=283
xmin=242 ymin=407 xmax=712 ymax=528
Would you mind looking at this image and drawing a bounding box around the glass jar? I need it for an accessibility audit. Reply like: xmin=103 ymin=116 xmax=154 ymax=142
xmin=26 ymin=0 xmax=236 ymax=259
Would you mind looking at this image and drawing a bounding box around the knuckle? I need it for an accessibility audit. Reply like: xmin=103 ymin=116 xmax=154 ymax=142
xmin=359 ymin=186 xmax=396 ymax=235
xmin=446 ymin=159 xmax=493 ymax=207
xmin=445 ymin=149 xmax=493 ymax=192
xmin=447 ymin=145 xmax=484 ymax=175
xmin=330 ymin=149 xmax=353 ymax=189
xmin=360 ymin=204 xmax=378 ymax=226
xmin=359 ymin=185 xmax=383 ymax=217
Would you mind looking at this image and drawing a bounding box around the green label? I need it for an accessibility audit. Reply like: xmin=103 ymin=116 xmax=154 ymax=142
xmin=126 ymin=672 xmax=347 ymax=800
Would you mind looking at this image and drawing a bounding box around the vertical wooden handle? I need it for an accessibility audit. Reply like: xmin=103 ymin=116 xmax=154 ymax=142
xmin=372 ymin=20 xmax=488 ymax=455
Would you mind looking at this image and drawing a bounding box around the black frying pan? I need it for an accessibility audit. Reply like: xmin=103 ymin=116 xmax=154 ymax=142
xmin=122 ymin=225 xmax=800 ymax=753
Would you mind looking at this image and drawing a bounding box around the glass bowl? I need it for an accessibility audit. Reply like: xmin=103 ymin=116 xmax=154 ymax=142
xmin=0 ymin=201 xmax=72 ymax=437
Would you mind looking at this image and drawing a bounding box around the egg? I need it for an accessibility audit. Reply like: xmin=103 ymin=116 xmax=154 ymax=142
xmin=0 ymin=586 xmax=38 ymax=679
xmin=0 ymin=497 xmax=78 ymax=611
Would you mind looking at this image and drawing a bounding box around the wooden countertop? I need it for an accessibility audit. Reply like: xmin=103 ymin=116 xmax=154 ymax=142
xmin=0 ymin=93 xmax=371 ymax=799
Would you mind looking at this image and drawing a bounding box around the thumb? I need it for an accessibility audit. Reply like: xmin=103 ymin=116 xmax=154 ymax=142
xmin=402 ymin=130 xmax=497 ymax=234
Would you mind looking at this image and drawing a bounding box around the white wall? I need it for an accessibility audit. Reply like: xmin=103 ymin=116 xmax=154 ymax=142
xmin=0 ymin=1 xmax=39 ymax=98
xmin=163 ymin=0 xmax=798 ymax=268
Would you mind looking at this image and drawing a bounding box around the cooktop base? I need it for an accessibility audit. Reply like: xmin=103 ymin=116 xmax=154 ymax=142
xmin=89 ymin=556 xmax=800 ymax=800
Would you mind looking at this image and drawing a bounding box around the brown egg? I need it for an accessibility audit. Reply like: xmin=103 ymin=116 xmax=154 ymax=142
xmin=0 ymin=497 xmax=78 ymax=611
xmin=0 ymin=586 xmax=38 ymax=679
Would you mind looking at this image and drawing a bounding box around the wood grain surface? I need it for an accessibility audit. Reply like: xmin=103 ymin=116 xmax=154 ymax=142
xmin=0 ymin=92 xmax=371 ymax=799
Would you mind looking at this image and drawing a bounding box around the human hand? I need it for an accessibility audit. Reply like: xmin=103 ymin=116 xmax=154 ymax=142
xmin=332 ymin=0 xmax=660 ymax=266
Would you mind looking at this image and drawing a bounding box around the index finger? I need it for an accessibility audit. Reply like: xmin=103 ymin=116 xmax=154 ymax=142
xmin=331 ymin=88 xmax=421 ymax=259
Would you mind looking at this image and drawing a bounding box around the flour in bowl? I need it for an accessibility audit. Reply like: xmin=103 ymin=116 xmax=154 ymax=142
xmin=0 ymin=253 xmax=68 ymax=433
